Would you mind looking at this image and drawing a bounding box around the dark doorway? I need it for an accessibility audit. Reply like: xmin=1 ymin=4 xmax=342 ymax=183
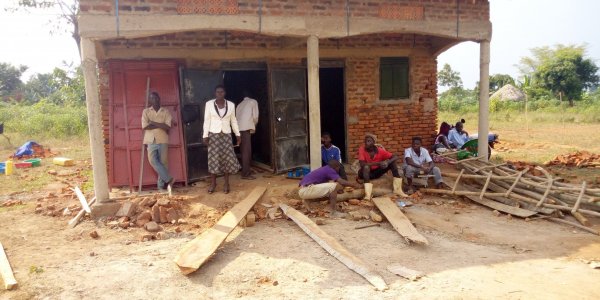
xmin=319 ymin=67 xmax=346 ymax=162
xmin=223 ymin=70 xmax=271 ymax=166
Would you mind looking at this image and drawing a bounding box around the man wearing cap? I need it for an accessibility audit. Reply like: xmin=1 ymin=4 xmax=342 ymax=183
xmin=357 ymin=133 xmax=406 ymax=199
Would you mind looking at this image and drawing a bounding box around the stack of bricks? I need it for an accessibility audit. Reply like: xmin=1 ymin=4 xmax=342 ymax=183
xmin=79 ymin=0 xmax=489 ymax=22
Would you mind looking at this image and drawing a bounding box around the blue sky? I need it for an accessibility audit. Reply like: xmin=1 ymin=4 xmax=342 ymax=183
xmin=1 ymin=0 xmax=599 ymax=87
xmin=439 ymin=0 xmax=600 ymax=89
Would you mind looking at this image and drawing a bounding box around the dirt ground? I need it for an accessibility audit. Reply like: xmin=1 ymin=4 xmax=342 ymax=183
xmin=1 ymin=170 xmax=600 ymax=299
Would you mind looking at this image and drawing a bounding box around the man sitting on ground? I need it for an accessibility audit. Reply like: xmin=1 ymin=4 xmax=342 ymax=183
xmin=404 ymin=137 xmax=444 ymax=192
xmin=357 ymin=133 xmax=405 ymax=199
xmin=321 ymin=132 xmax=347 ymax=180
xmin=298 ymin=160 xmax=361 ymax=218
xmin=448 ymin=121 xmax=470 ymax=149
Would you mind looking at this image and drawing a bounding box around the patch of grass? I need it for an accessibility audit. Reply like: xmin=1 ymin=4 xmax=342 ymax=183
xmin=439 ymin=111 xmax=600 ymax=164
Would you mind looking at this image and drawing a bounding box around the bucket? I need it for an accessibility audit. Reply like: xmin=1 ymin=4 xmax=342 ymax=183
xmin=302 ymin=166 xmax=311 ymax=176
xmin=15 ymin=162 xmax=33 ymax=169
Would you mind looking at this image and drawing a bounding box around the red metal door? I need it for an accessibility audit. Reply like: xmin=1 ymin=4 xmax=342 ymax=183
xmin=109 ymin=60 xmax=187 ymax=189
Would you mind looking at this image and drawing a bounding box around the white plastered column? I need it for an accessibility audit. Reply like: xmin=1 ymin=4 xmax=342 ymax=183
xmin=477 ymin=40 xmax=491 ymax=160
xmin=307 ymin=35 xmax=322 ymax=170
xmin=81 ymin=38 xmax=110 ymax=205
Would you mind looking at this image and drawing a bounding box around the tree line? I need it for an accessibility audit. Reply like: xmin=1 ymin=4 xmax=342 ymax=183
xmin=0 ymin=63 xmax=85 ymax=106
xmin=439 ymin=44 xmax=600 ymax=108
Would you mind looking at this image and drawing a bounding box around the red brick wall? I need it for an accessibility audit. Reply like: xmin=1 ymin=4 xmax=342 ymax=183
xmin=346 ymin=55 xmax=437 ymax=158
xmin=80 ymin=0 xmax=489 ymax=22
xmin=99 ymin=31 xmax=438 ymax=162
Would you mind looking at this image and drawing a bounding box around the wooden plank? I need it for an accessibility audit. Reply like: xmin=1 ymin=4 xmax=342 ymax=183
xmin=71 ymin=187 xmax=91 ymax=213
xmin=371 ymin=197 xmax=428 ymax=245
xmin=0 ymin=242 xmax=17 ymax=290
xmin=279 ymin=204 xmax=388 ymax=291
xmin=464 ymin=195 xmax=537 ymax=218
xmin=68 ymin=197 xmax=96 ymax=228
xmin=387 ymin=264 xmax=423 ymax=281
xmin=174 ymin=186 xmax=266 ymax=275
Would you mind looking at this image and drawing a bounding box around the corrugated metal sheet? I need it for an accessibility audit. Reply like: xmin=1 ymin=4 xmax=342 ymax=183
xmin=108 ymin=60 xmax=187 ymax=188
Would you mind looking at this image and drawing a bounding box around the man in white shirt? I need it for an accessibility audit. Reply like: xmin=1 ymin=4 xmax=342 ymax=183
xmin=404 ymin=136 xmax=443 ymax=191
xmin=448 ymin=121 xmax=470 ymax=149
xmin=235 ymin=90 xmax=259 ymax=179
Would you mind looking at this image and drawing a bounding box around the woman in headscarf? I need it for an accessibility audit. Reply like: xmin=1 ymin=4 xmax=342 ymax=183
xmin=433 ymin=122 xmax=455 ymax=153
xmin=203 ymin=85 xmax=241 ymax=194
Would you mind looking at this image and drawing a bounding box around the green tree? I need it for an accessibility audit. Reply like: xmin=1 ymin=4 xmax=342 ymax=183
xmin=22 ymin=66 xmax=85 ymax=105
xmin=517 ymin=44 xmax=599 ymax=106
xmin=489 ymin=74 xmax=515 ymax=92
xmin=0 ymin=62 xmax=28 ymax=98
xmin=438 ymin=63 xmax=463 ymax=89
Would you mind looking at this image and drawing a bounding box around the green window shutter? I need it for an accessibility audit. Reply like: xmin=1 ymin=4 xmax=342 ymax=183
xmin=380 ymin=57 xmax=409 ymax=99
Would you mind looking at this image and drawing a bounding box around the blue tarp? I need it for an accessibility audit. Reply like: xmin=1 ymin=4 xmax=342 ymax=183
xmin=14 ymin=141 xmax=40 ymax=158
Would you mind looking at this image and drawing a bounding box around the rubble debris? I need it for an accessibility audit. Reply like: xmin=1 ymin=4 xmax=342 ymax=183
xmin=546 ymin=151 xmax=600 ymax=168
xmin=89 ymin=230 xmax=99 ymax=239
xmin=144 ymin=221 xmax=160 ymax=232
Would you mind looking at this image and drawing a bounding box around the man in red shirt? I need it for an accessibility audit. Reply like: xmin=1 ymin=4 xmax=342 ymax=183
xmin=358 ymin=133 xmax=405 ymax=199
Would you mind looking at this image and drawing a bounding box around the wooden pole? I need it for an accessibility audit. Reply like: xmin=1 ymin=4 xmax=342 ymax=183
xmin=307 ymin=35 xmax=322 ymax=171
xmin=68 ymin=197 xmax=97 ymax=228
xmin=81 ymin=38 xmax=110 ymax=203
xmin=451 ymin=169 xmax=464 ymax=194
xmin=477 ymin=40 xmax=491 ymax=160
xmin=138 ymin=77 xmax=151 ymax=193
xmin=280 ymin=204 xmax=388 ymax=290
xmin=0 ymin=242 xmax=17 ymax=290
xmin=571 ymin=181 xmax=587 ymax=213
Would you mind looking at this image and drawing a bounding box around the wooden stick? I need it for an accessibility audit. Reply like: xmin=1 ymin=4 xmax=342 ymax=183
xmin=138 ymin=76 xmax=151 ymax=193
xmin=68 ymin=197 xmax=97 ymax=228
xmin=480 ymin=172 xmax=492 ymax=199
xmin=422 ymin=188 xmax=506 ymax=198
xmin=445 ymin=172 xmax=517 ymax=180
xmin=536 ymin=179 xmax=554 ymax=207
xmin=456 ymin=156 xmax=485 ymax=164
xmin=280 ymin=204 xmax=388 ymax=290
xmin=505 ymin=171 xmax=524 ymax=197
xmin=571 ymin=211 xmax=590 ymax=227
xmin=451 ymin=169 xmax=464 ymax=194
xmin=0 ymin=242 xmax=17 ymax=290
xmin=355 ymin=223 xmax=381 ymax=230
xmin=71 ymin=186 xmax=91 ymax=213
xmin=473 ymin=162 xmax=506 ymax=173
xmin=548 ymin=218 xmax=599 ymax=235
xmin=571 ymin=181 xmax=587 ymax=213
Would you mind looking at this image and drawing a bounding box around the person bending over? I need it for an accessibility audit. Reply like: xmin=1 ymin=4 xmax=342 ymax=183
xmin=298 ymin=160 xmax=361 ymax=218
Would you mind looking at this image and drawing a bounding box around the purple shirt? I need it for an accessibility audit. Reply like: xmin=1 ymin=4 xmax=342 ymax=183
xmin=299 ymin=166 xmax=340 ymax=187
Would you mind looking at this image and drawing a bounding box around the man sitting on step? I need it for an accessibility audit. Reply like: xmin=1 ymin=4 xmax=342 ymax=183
xmin=404 ymin=136 xmax=444 ymax=193
xmin=357 ymin=133 xmax=407 ymax=199
xmin=298 ymin=159 xmax=361 ymax=218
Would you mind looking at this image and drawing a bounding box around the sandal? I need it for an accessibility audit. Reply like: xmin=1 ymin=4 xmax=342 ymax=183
xmin=207 ymin=184 xmax=216 ymax=194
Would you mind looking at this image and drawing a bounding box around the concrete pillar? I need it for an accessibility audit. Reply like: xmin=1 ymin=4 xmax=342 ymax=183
xmin=81 ymin=38 xmax=118 ymax=217
xmin=477 ymin=40 xmax=491 ymax=160
xmin=307 ymin=35 xmax=322 ymax=170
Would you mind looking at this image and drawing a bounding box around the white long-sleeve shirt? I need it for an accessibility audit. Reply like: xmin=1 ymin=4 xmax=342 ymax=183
xmin=235 ymin=97 xmax=259 ymax=133
xmin=202 ymin=99 xmax=240 ymax=138
xmin=448 ymin=128 xmax=469 ymax=149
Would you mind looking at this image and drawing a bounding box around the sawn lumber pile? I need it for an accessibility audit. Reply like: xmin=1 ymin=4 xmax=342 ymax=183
xmin=423 ymin=156 xmax=600 ymax=235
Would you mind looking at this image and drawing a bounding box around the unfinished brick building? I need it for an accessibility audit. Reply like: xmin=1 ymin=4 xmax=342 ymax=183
xmin=78 ymin=0 xmax=492 ymax=209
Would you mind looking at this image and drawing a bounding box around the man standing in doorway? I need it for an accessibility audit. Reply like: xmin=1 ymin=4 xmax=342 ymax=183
xmin=236 ymin=90 xmax=259 ymax=180
xmin=142 ymin=92 xmax=174 ymax=192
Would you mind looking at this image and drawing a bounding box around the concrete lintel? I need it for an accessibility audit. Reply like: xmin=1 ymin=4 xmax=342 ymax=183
xmin=103 ymin=47 xmax=417 ymax=61
xmin=79 ymin=14 xmax=492 ymax=41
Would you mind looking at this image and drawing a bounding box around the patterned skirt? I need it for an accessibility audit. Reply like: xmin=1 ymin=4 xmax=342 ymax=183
xmin=208 ymin=132 xmax=240 ymax=174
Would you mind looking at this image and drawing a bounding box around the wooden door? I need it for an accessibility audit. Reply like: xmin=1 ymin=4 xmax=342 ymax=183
xmin=270 ymin=68 xmax=309 ymax=172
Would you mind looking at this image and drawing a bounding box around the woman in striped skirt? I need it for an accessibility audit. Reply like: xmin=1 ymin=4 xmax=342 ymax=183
xmin=202 ymin=85 xmax=241 ymax=194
